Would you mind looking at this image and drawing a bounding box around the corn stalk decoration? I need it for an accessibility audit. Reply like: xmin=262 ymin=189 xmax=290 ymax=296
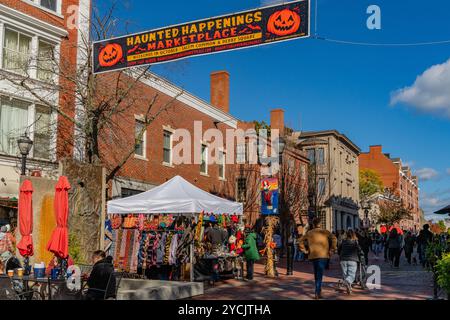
xmin=262 ymin=216 xmax=279 ymax=278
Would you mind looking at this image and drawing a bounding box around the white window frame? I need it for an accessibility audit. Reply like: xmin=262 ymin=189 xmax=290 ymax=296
xmin=2 ymin=27 xmax=33 ymax=76
xmin=134 ymin=116 xmax=147 ymax=160
xmin=218 ymin=149 xmax=226 ymax=180
xmin=37 ymin=39 xmax=57 ymax=83
xmin=0 ymin=23 xmax=59 ymax=82
xmin=200 ymin=143 xmax=208 ymax=175
xmin=0 ymin=95 xmax=57 ymax=161
xmin=21 ymin=0 xmax=63 ymax=17
xmin=162 ymin=126 xmax=173 ymax=166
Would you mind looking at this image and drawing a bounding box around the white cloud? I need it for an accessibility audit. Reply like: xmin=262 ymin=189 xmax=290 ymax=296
xmin=403 ymin=161 xmax=415 ymax=168
xmin=447 ymin=168 xmax=450 ymax=175
xmin=415 ymin=168 xmax=439 ymax=181
xmin=421 ymin=189 xmax=450 ymax=218
xmin=390 ymin=58 xmax=450 ymax=118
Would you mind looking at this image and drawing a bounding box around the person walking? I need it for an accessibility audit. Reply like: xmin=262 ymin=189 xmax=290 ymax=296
xmin=286 ymin=220 xmax=296 ymax=275
xmin=403 ymin=231 xmax=415 ymax=265
xmin=242 ymin=227 xmax=260 ymax=281
xmin=383 ymin=232 xmax=389 ymax=262
xmin=388 ymin=228 xmax=402 ymax=268
xmin=338 ymin=230 xmax=362 ymax=294
xmin=417 ymin=224 xmax=433 ymax=268
xmin=357 ymin=230 xmax=371 ymax=266
xmin=373 ymin=230 xmax=383 ymax=259
xmin=299 ymin=217 xmax=337 ymax=300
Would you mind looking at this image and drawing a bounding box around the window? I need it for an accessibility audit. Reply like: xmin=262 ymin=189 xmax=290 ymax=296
xmin=3 ymin=29 xmax=32 ymax=75
xmin=236 ymin=144 xmax=246 ymax=164
xmin=0 ymin=98 xmax=29 ymax=156
xmin=317 ymin=148 xmax=325 ymax=165
xmin=218 ymin=150 xmax=225 ymax=179
xmin=33 ymin=105 xmax=52 ymax=159
xmin=236 ymin=177 xmax=247 ymax=203
xmin=40 ymin=0 xmax=57 ymax=12
xmin=307 ymin=149 xmax=315 ymax=163
xmin=200 ymin=144 xmax=208 ymax=174
xmin=163 ymin=130 xmax=172 ymax=164
xmin=37 ymin=41 xmax=55 ymax=82
xmin=301 ymin=164 xmax=307 ymax=180
xmin=121 ymin=188 xmax=143 ymax=198
xmin=318 ymin=178 xmax=326 ymax=196
xmin=134 ymin=120 xmax=146 ymax=158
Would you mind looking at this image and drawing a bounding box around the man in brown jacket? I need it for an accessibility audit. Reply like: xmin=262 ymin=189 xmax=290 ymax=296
xmin=299 ymin=217 xmax=337 ymax=299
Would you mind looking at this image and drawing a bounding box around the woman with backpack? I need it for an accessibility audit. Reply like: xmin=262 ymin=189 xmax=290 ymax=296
xmin=338 ymin=229 xmax=362 ymax=295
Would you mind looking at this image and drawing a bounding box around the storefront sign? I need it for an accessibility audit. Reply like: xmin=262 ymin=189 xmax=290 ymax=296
xmin=93 ymin=0 xmax=309 ymax=74
xmin=261 ymin=178 xmax=279 ymax=215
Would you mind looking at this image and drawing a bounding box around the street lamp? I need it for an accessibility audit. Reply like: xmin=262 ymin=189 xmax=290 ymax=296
xmin=17 ymin=134 xmax=33 ymax=176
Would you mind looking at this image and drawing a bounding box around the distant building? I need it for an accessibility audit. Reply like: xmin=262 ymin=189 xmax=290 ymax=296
xmin=359 ymin=145 xmax=420 ymax=232
xmin=296 ymin=130 xmax=361 ymax=231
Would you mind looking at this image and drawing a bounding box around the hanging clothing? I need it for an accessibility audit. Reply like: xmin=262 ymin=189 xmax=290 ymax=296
xmin=156 ymin=233 xmax=167 ymax=264
xmin=164 ymin=233 xmax=174 ymax=265
xmin=169 ymin=234 xmax=179 ymax=265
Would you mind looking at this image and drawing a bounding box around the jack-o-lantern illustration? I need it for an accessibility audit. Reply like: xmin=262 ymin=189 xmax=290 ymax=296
xmin=267 ymin=8 xmax=301 ymax=36
xmin=98 ymin=43 xmax=123 ymax=67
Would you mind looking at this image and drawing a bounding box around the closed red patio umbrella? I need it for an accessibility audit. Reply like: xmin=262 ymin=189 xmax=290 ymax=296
xmin=17 ymin=180 xmax=34 ymax=258
xmin=46 ymin=176 xmax=71 ymax=259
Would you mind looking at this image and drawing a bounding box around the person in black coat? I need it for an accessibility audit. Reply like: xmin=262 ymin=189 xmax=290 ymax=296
xmin=85 ymin=251 xmax=116 ymax=300
xmin=357 ymin=231 xmax=371 ymax=265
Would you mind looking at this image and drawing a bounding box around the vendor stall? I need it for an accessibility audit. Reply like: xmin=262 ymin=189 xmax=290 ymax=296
xmin=106 ymin=176 xmax=244 ymax=283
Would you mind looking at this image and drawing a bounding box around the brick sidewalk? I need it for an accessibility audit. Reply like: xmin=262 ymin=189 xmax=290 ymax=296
xmin=192 ymin=253 xmax=433 ymax=300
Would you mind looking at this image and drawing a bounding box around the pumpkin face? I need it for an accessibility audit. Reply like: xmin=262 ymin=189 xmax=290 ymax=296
xmin=98 ymin=43 xmax=123 ymax=67
xmin=267 ymin=9 xmax=301 ymax=36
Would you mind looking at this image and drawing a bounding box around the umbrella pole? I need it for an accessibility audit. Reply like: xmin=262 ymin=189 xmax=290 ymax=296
xmin=24 ymin=256 xmax=30 ymax=275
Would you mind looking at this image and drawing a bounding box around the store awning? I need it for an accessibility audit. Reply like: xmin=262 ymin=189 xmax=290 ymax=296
xmin=107 ymin=175 xmax=243 ymax=215
xmin=434 ymin=205 xmax=450 ymax=215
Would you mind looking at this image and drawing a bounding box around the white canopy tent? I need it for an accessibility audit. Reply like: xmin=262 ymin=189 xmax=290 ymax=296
xmin=107 ymin=175 xmax=243 ymax=215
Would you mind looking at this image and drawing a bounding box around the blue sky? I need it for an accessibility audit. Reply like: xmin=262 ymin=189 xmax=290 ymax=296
xmin=98 ymin=0 xmax=450 ymax=221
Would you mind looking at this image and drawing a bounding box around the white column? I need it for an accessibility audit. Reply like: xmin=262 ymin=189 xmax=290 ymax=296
xmin=0 ymin=22 xmax=5 ymax=69
xmin=29 ymin=36 xmax=38 ymax=79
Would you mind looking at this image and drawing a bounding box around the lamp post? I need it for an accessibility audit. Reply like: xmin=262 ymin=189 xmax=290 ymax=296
xmin=17 ymin=134 xmax=33 ymax=176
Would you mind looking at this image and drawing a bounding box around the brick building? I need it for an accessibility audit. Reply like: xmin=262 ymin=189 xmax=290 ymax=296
xmin=235 ymin=109 xmax=310 ymax=225
xmin=359 ymin=145 xmax=420 ymax=231
xmin=0 ymin=0 xmax=90 ymax=225
xmin=100 ymin=70 xmax=240 ymax=205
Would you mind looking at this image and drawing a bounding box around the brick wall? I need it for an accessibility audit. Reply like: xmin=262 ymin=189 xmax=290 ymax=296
xmin=98 ymin=72 xmax=237 ymax=201
xmin=359 ymin=145 xmax=420 ymax=230
xmin=0 ymin=0 xmax=82 ymax=159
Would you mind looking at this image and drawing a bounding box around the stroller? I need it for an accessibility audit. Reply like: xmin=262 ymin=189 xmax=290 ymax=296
xmin=354 ymin=251 xmax=369 ymax=290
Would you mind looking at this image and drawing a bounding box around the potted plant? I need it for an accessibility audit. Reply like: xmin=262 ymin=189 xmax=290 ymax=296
xmin=436 ymin=253 xmax=450 ymax=300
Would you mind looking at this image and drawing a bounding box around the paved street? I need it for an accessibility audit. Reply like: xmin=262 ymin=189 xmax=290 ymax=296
xmin=193 ymin=253 xmax=433 ymax=300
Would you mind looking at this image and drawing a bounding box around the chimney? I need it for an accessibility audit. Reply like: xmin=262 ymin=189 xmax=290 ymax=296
xmin=369 ymin=145 xmax=382 ymax=154
xmin=210 ymin=71 xmax=229 ymax=113
xmin=270 ymin=109 xmax=285 ymax=136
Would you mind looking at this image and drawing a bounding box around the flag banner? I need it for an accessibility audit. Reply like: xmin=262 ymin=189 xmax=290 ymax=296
xmin=261 ymin=178 xmax=279 ymax=215
xmin=93 ymin=0 xmax=309 ymax=74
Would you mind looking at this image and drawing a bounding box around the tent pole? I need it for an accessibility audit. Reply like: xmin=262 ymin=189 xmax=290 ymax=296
xmin=190 ymin=213 xmax=197 ymax=282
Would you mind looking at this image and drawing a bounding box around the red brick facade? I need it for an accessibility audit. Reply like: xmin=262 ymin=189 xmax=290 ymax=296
xmin=98 ymin=71 xmax=240 ymax=205
xmin=359 ymin=145 xmax=420 ymax=231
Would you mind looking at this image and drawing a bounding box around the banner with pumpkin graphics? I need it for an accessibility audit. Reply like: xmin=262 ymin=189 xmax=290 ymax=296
xmin=93 ymin=0 xmax=309 ymax=74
